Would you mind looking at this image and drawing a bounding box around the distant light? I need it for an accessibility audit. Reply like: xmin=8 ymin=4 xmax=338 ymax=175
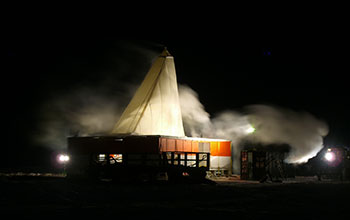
xmin=98 ymin=154 xmax=106 ymax=162
xmin=247 ymin=126 xmax=256 ymax=134
xmin=324 ymin=152 xmax=335 ymax=162
xmin=58 ymin=154 xmax=70 ymax=163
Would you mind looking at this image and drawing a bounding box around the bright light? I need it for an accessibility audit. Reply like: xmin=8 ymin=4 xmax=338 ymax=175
xmin=324 ymin=152 xmax=335 ymax=162
xmin=247 ymin=126 xmax=256 ymax=134
xmin=58 ymin=154 xmax=70 ymax=163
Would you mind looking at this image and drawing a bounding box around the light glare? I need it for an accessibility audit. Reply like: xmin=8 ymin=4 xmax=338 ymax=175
xmin=247 ymin=126 xmax=255 ymax=134
xmin=58 ymin=154 xmax=70 ymax=163
xmin=324 ymin=152 xmax=335 ymax=162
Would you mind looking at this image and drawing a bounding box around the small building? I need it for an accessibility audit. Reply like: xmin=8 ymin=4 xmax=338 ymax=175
xmin=68 ymin=135 xmax=231 ymax=181
xmin=240 ymin=144 xmax=294 ymax=181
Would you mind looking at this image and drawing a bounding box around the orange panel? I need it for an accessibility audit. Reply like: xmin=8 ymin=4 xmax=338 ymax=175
xmin=176 ymin=139 xmax=184 ymax=152
xmin=210 ymin=142 xmax=219 ymax=156
xmin=192 ymin=141 xmax=199 ymax=152
xmin=184 ymin=140 xmax=192 ymax=152
xmin=218 ymin=141 xmax=231 ymax=156
xmin=160 ymin=138 xmax=167 ymax=152
xmin=167 ymin=139 xmax=175 ymax=151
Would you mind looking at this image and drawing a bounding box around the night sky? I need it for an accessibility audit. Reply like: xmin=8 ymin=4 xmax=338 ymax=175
xmin=4 ymin=37 xmax=350 ymax=168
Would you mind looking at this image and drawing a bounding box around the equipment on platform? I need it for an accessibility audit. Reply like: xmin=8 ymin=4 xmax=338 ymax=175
xmin=67 ymin=135 xmax=231 ymax=182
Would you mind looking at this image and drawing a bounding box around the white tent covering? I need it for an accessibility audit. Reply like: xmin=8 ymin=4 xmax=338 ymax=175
xmin=111 ymin=49 xmax=185 ymax=137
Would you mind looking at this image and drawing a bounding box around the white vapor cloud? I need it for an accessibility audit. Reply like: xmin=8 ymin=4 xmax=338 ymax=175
xmin=178 ymin=85 xmax=329 ymax=173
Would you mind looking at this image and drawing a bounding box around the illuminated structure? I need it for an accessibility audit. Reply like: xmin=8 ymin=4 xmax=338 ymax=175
xmin=112 ymin=49 xmax=184 ymax=137
xmin=67 ymin=49 xmax=232 ymax=181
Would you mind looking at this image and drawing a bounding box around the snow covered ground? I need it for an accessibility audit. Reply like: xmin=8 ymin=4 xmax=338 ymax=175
xmin=1 ymin=173 xmax=349 ymax=218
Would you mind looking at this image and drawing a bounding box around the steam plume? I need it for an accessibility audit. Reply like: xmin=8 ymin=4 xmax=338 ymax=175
xmin=178 ymin=85 xmax=211 ymax=137
xmin=34 ymin=44 xmax=159 ymax=150
xmin=34 ymin=88 xmax=124 ymax=150
xmin=178 ymin=85 xmax=329 ymax=173
xmin=245 ymin=105 xmax=329 ymax=163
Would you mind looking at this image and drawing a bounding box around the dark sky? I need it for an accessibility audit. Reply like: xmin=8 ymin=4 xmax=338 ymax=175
xmin=4 ymin=37 xmax=350 ymax=167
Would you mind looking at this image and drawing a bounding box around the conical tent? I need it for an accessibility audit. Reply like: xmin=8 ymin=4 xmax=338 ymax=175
xmin=111 ymin=49 xmax=185 ymax=137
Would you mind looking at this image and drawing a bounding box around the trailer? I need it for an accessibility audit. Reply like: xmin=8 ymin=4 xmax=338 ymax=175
xmin=67 ymin=135 xmax=231 ymax=182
